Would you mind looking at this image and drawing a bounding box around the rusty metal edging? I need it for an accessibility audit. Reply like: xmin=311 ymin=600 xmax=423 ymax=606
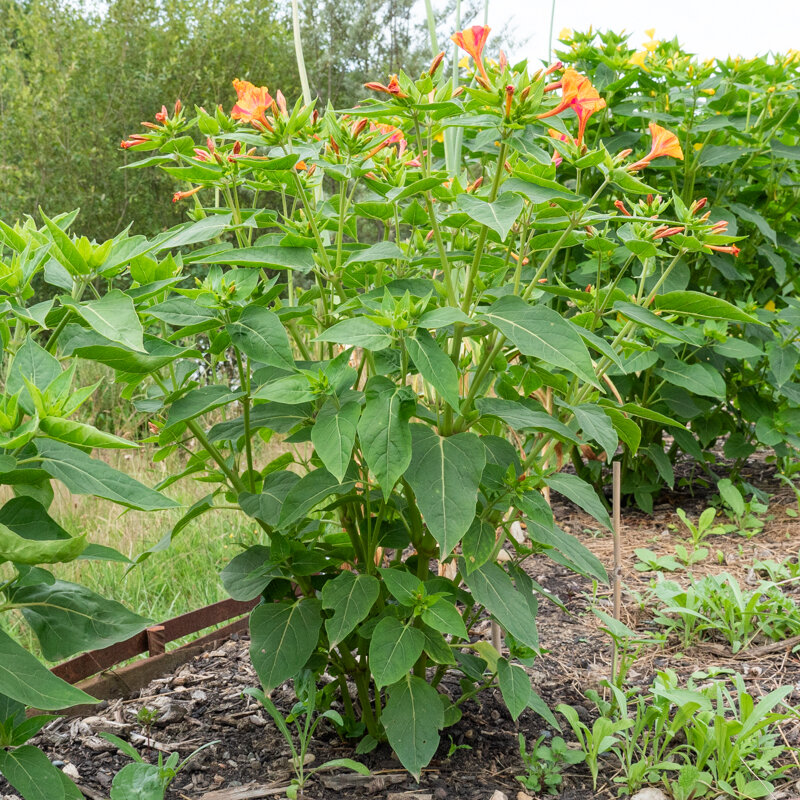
xmin=51 ymin=597 xmax=258 ymax=686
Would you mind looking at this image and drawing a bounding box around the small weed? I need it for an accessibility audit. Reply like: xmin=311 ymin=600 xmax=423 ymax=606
xmin=516 ymin=733 xmax=584 ymax=795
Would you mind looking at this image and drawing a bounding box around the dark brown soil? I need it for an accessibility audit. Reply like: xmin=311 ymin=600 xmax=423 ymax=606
xmin=4 ymin=453 xmax=800 ymax=800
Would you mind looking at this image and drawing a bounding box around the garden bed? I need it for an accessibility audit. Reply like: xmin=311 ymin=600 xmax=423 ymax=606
xmin=4 ymin=456 xmax=800 ymax=800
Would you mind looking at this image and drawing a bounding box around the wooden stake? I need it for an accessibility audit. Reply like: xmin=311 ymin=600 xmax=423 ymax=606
xmin=611 ymin=460 xmax=622 ymax=684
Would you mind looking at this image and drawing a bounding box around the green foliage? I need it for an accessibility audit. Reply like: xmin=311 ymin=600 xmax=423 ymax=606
xmin=516 ymin=733 xmax=584 ymax=795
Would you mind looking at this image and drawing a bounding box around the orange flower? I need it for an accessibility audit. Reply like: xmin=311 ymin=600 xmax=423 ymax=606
xmin=537 ymin=69 xmax=606 ymax=147
xmin=363 ymin=74 xmax=408 ymax=99
xmin=628 ymin=123 xmax=684 ymax=171
xmin=707 ymin=244 xmax=740 ymax=256
xmin=231 ymin=78 xmax=274 ymax=130
xmin=172 ymin=186 xmax=202 ymax=203
xmin=365 ymin=123 xmax=407 ymax=159
xmin=120 ymin=134 xmax=149 ymax=149
xmin=451 ymin=25 xmax=491 ymax=82
xmin=154 ymin=105 xmax=168 ymax=123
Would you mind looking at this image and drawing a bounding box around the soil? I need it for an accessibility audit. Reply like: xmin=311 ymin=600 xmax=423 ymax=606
xmin=4 ymin=452 xmax=800 ymax=800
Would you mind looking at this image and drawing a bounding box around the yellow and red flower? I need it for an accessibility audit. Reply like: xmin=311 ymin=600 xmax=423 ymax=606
xmin=537 ymin=69 xmax=606 ymax=147
xmin=363 ymin=74 xmax=408 ymax=99
xmin=451 ymin=25 xmax=491 ymax=82
xmin=628 ymin=123 xmax=684 ymax=171
xmin=231 ymin=79 xmax=274 ymax=130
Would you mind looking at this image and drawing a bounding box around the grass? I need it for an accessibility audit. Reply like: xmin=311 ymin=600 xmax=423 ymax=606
xmin=1 ymin=447 xmax=265 ymax=662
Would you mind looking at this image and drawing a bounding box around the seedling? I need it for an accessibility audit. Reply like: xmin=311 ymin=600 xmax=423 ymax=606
xmin=516 ymin=733 xmax=584 ymax=795
xmin=245 ymin=670 xmax=369 ymax=799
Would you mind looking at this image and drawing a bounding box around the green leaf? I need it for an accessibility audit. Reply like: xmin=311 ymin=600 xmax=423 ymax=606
xmin=345 ymin=241 xmax=406 ymax=264
xmin=252 ymin=373 xmax=314 ymax=404
xmin=369 ymin=617 xmax=425 ymax=688
xmin=462 ymin=518 xmax=495 ymax=574
xmin=10 ymin=580 xmax=151 ymax=661
xmin=421 ymin=600 xmax=468 ymax=639
xmin=382 ymin=676 xmax=444 ymax=779
xmin=0 ymin=522 xmax=86 ymax=565
xmin=697 ymin=145 xmax=746 ymax=166
xmin=153 ymin=213 xmax=233 ymax=251
xmin=609 ymin=168 xmax=655 ymax=194
xmin=377 ymin=567 xmax=422 ymax=606
xmin=405 ymin=425 xmax=485 ymax=558
xmin=39 ymin=417 xmax=137 ymax=450
xmin=249 ymin=599 xmax=322 ymax=691
xmin=482 ymin=296 xmax=598 ymax=386
xmin=202 ymin=245 xmax=314 ymax=272
xmin=311 ymin=399 xmax=360 ymax=483
xmin=0 ymin=628 xmax=95 ymax=709
xmin=457 ymin=193 xmax=524 ymax=239
xmin=406 ymin=330 xmax=461 ymax=412
xmin=221 ymin=546 xmax=286 ymax=601
xmin=544 ymin=472 xmax=612 ymax=530
xmin=7 ymin=337 xmax=61 ymax=415
xmin=322 ymin=572 xmax=380 ymax=648
xmin=0 ymin=746 xmax=69 ymax=800
xmin=655 ymin=359 xmax=726 ymax=400
xmin=146 ymin=297 xmax=219 ymax=328
xmin=571 ymin=404 xmax=618 ymax=460
xmin=239 ymin=470 xmax=300 ymax=526
xmin=358 ymin=377 xmax=415 ymax=500
xmin=226 ymin=306 xmax=295 ymax=370
xmin=461 ymin=562 xmax=538 ymax=651
xmin=613 ymin=302 xmax=698 ymax=344
xmin=316 ymin=318 xmax=392 ymax=351
xmin=62 ymin=290 xmax=145 ymax=352
xmin=41 ymin=208 xmax=88 ymax=276
xmin=163 ymin=386 xmax=246 ymax=437
xmin=475 ymin=397 xmax=581 ymax=443
xmin=278 ymin=468 xmax=354 ymax=527
xmin=653 ymin=291 xmax=760 ymax=324
xmin=497 ymin=658 xmax=531 ymax=721
xmin=36 ymin=439 xmax=176 ymax=511
xmin=110 ymin=763 xmax=167 ymax=800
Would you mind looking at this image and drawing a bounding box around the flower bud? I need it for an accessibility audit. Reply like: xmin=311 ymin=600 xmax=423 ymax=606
xmin=429 ymin=51 xmax=446 ymax=76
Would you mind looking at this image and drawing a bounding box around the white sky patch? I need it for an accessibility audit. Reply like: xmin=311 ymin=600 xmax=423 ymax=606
xmin=422 ymin=0 xmax=798 ymax=64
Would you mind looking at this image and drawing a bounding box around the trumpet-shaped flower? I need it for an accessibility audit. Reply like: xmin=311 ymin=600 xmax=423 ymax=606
xmin=231 ymin=79 xmax=274 ymax=129
xmin=537 ymin=69 xmax=606 ymax=147
xmin=173 ymin=185 xmax=202 ymax=203
xmin=451 ymin=25 xmax=491 ymax=82
xmin=120 ymin=134 xmax=149 ymax=149
xmin=363 ymin=74 xmax=408 ymax=99
xmin=628 ymin=122 xmax=684 ymax=171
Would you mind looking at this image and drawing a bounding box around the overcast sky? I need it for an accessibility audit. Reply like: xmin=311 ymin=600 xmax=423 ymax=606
xmin=444 ymin=0 xmax=798 ymax=63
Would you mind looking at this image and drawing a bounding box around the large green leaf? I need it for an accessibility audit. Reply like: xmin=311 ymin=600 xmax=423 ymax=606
xmin=162 ymin=386 xmax=245 ymax=437
xmin=655 ymin=359 xmax=726 ymax=400
xmin=570 ymin=404 xmax=618 ymax=461
xmin=497 ymin=658 xmax=531 ymax=721
xmin=62 ymin=290 xmax=145 ymax=352
xmin=421 ymin=599 xmax=468 ymax=639
xmin=321 ymin=571 xmax=380 ymax=648
xmin=202 ymin=245 xmax=314 ymax=271
xmin=316 ymin=318 xmax=392 ymax=351
xmin=0 ymin=522 xmax=86 ymax=565
xmin=225 ymin=306 xmax=295 ymax=370
xmin=461 ymin=561 xmax=538 ymax=651
xmin=544 ymin=471 xmax=612 ymax=530
xmin=404 ymin=425 xmax=485 ymax=557
xmin=345 ymin=241 xmax=406 ymax=264
xmin=358 ymin=377 xmax=415 ymax=500
xmin=10 ymin=580 xmax=152 ymax=660
xmin=109 ymin=763 xmax=167 ymax=800
xmin=613 ymin=301 xmax=698 ymax=344
xmin=249 ymin=598 xmax=322 ymax=691
xmin=382 ymin=675 xmax=444 ymax=779
xmin=653 ymin=291 xmax=760 ymax=324
xmin=0 ymin=628 xmax=94 ymax=709
xmin=369 ymin=617 xmax=425 ymax=688
xmin=0 ymin=746 xmax=69 ymax=800
xmin=39 ymin=417 xmax=137 ymax=450
xmin=221 ymin=546 xmax=286 ymax=601
xmin=475 ymin=397 xmax=581 ymax=443
xmin=36 ymin=439 xmax=176 ymax=511
xmin=482 ymin=296 xmax=598 ymax=385
xmin=146 ymin=297 xmax=219 ymax=328
xmin=311 ymin=399 xmax=360 ymax=482
xmin=239 ymin=471 xmax=300 ymax=526
xmin=457 ymin=193 xmax=524 ymax=239
xmin=7 ymin=337 xmax=61 ymax=415
xmin=278 ymin=468 xmax=355 ymax=527
xmin=406 ymin=330 xmax=461 ymax=412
